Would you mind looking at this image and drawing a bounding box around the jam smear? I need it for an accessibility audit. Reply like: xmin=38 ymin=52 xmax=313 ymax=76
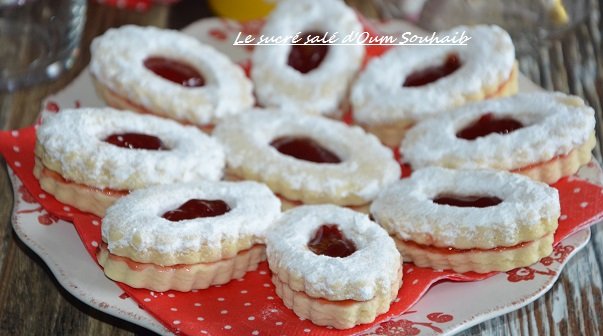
xmin=403 ymin=53 xmax=462 ymax=87
xmin=144 ymin=56 xmax=205 ymax=87
xmin=105 ymin=133 xmax=166 ymax=150
xmin=162 ymin=199 xmax=231 ymax=222
xmin=270 ymin=136 xmax=341 ymax=164
xmin=433 ymin=194 xmax=502 ymax=208
xmin=308 ymin=224 xmax=357 ymax=258
xmin=457 ymin=113 xmax=524 ymax=140
xmin=288 ymin=31 xmax=329 ymax=74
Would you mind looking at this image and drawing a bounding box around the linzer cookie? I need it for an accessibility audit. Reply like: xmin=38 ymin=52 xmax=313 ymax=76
xmin=351 ymin=25 xmax=518 ymax=146
xmin=98 ymin=181 xmax=281 ymax=292
xmin=266 ymin=204 xmax=402 ymax=329
xmin=251 ymin=0 xmax=365 ymax=116
xmin=34 ymin=108 xmax=225 ymax=216
xmin=90 ymin=25 xmax=253 ymax=128
xmin=371 ymin=167 xmax=560 ymax=273
xmin=213 ymin=109 xmax=400 ymax=210
xmin=401 ymin=92 xmax=596 ymax=184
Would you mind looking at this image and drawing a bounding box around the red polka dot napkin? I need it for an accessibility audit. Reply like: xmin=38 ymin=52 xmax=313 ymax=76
xmin=2 ymin=124 xmax=603 ymax=335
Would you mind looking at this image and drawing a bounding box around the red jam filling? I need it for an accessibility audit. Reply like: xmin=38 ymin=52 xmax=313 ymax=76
xmin=162 ymin=199 xmax=230 ymax=221
xmin=143 ymin=56 xmax=205 ymax=87
xmin=308 ymin=224 xmax=357 ymax=258
xmin=433 ymin=194 xmax=502 ymax=208
xmin=402 ymin=238 xmax=534 ymax=255
xmin=456 ymin=113 xmax=524 ymax=140
xmin=287 ymin=31 xmax=329 ymax=74
xmin=403 ymin=53 xmax=462 ymax=87
xmin=270 ymin=136 xmax=341 ymax=164
xmin=105 ymin=133 xmax=166 ymax=150
xmin=41 ymin=166 xmax=129 ymax=196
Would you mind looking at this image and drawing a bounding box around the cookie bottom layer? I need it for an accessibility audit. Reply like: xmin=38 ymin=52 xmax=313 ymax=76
xmin=394 ymin=232 xmax=554 ymax=273
xmin=362 ymin=62 xmax=519 ymax=148
xmin=98 ymin=244 xmax=266 ymax=292
xmin=92 ymin=76 xmax=213 ymax=132
xmin=272 ymin=272 xmax=402 ymax=330
xmin=33 ymin=158 xmax=124 ymax=217
xmin=513 ymin=131 xmax=596 ymax=184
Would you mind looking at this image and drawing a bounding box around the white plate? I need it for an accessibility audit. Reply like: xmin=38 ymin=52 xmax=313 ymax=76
xmin=9 ymin=18 xmax=600 ymax=336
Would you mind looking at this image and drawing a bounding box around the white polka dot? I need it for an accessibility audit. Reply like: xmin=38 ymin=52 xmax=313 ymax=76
xmin=237 ymin=278 xmax=245 ymax=282
xmin=191 ymin=289 xmax=199 ymax=292
xmin=66 ymin=213 xmax=74 ymax=217
xmin=201 ymin=331 xmax=208 ymax=335
xmin=406 ymin=267 xmax=414 ymax=274
xmin=170 ymin=307 xmax=177 ymax=312
xmin=13 ymin=146 xmax=19 ymax=153
xmin=168 ymin=293 xmax=175 ymax=298
xmin=173 ymin=320 xmax=181 ymax=325
xmin=259 ymin=270 xmax=267 ymax=275
xmin=221 ymin=310 xmax=228 ymax=314
xmin=91 ymin=241 xmax=99 ymax=247
xmin=11 ymin=130 xmax=19 ymax=137
xmin=252 ymin=331 xmax=259 ymax=335
xmin=244 ymin=302 xmax=251 ymax=306
xmin=304 ymin=329 xmax=311 ymax=333
xmin=217 ymin=297 xmax=225 ymax=301
xmin=240 ymin=290 xmax=248 ymax=294
xmin=299 ymin=317 xmax=306 ymax=321
xmin=143 ymin=298 xmax=151 ymax=302
xmin=412 ymin=279 xmax=419 ymax=285
xmin=248 ymin=316 xmax=255 ymax=320
xmin=560 ymin=214 xmax=568 ymax=221
xmin=270 ymin=309 xmax=278 ymax=313
xmin=150 ymin=291 xmax=155 ymax=296
xmin=63 ymin=206 xmax=71 ymax=211
xmin=197 ymin=316 xmax=204 ymax=321
xmin=224 ymin=325 xmax=232 ymax=330
xmin=275 ymin=322 xmax=283 ymax=326
xmin=92 ymin=220 xmax=99 ymax=226
xmin=574 ymin=187 xmax=581 ymax=193
xmin=39 ymin=193 xmax=46 ymax=199
xmin=194 ymin=302 xmax=202 ymax=307
xmin=263 ymin=283 xmax=270 ymax=287
xmin=580 ymin=202 xmax=589 ymax=208
xmin=267 ymin=296 xmax=274 ymax=300
xmin=14 ymin=161 xmax=21 ymax=167
xmin=326 ymin=326 xmax=333 ymax=329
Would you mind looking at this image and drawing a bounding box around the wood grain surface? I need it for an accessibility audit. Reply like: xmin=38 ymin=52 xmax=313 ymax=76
xmin=0 ymin=0 xmax=602 ymax=335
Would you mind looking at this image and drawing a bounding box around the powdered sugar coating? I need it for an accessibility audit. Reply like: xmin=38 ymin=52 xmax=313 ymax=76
xmin=102 ymin=181 xmax=281 ymax=265
xmin=90 ymin=25 xmax=253 ymax=125
xmin=266 ymin=205 xmax=401 ymax=301
xmin=352 ymin=25 xmax=515 ymax=124
xmin=371 ymin=167 xmax=560 ymax=249
xmin=251 ymin=0 xmax=365 ymax=116
xmin=36 ymin=108 xmax=225 ymax=190
xmin=213 ymin=109 xmax=401 ymax=205
xmin=401 ymin=92 xmax=596 ymax=170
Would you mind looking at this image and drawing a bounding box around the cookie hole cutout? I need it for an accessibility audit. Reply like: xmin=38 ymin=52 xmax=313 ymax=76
xmin=270 ymin=136 xmax=341 ymax=164
xmin=433 ymin=194 xmax=502 ymax=208
xmin=288 ymin=31 xmax=329 ymax=74
xmin=308 ymin=224 xmax=357 ymax=258
xmin=104 ymin=133 xmax=167 ymax=150
xmin=456 ymin=112 xmax=524 ymax=140
xmin=144 ymin=56 xmax=205 ymax=87
xmin=162 ymin=199 xmax=231 ymax=221
xmin=403 ymin=53 xmax=461 ymax=87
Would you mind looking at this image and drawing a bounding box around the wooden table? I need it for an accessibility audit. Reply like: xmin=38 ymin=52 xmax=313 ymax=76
xmin=0 ymin=1 xmax=601 ymax=335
